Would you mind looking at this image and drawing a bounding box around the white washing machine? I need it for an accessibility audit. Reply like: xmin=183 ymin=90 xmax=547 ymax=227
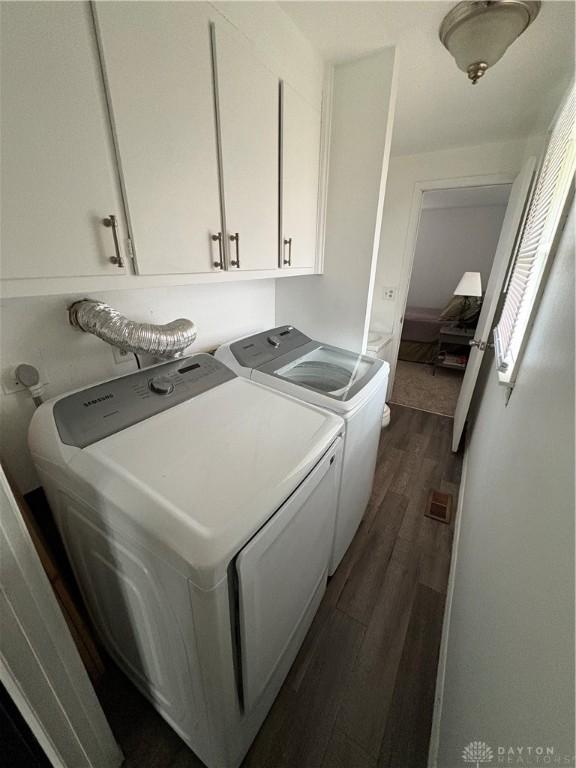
xmin=216 ymin=326 xmax=389 ymax=573
xmin=28 ymin=353 xmax=343 ymax=768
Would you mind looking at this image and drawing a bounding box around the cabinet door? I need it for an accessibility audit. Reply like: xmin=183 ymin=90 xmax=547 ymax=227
xmin=213 ymin=20 xmax=279 ymax=272
xmin=1 ymin=2 xmax=128 ymax=279
xmin=94 ymin=3 xmax=222 ymax=275
xmin=281 ymin=84 xmax=321 ymax=270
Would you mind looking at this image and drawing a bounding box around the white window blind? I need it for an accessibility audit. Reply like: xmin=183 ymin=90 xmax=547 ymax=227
xmin=494 ymin=85 xmax=575 ymax=385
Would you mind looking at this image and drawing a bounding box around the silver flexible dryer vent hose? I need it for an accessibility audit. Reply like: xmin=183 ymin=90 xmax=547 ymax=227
xmin=69 ymin=299 xmax=197 ymax=359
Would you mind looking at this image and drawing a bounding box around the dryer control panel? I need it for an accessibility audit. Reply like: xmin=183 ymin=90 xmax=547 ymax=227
xmin=230 ymin=326 xmax=311 ymax=369
xmin=53 ymin=354 xmax=235 ymax=448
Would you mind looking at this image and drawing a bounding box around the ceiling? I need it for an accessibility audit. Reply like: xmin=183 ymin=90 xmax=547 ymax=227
xmin=279 ymin=1 xmax=575 ymax=156
xmin=422 ymin=184 xmax=512 ymax=209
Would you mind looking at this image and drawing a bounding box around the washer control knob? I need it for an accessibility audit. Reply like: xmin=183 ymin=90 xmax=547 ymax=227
xmin=149 ymin=375 xmax=174 ymax=395
xmin=267 ymin=335 xmax=281 ymax=348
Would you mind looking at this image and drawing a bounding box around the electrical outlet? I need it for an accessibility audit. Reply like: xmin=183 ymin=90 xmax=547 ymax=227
xmin=2 ymin=366 xmax=48 ymax=395
xmin=112 ymin=347 xmax=132 ymax=365
xmin=2 ymin=368 xmax=26 ymax=395
xmin=382 ymin=287 xmax=395 ymax=301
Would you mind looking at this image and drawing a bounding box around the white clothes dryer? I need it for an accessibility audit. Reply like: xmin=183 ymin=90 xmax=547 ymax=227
xmin=28 ymin=353 xmax=343 ymax=768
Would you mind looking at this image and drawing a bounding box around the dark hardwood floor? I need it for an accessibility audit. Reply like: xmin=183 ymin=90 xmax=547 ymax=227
xmin=97 ymin=405 xmax=462 ymax=768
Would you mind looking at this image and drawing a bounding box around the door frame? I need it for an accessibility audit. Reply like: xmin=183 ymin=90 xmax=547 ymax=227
xmin=388 ymin=172 xmax=516 ymax=396
xmin=0 ymin=468 xmax=123 ymax=768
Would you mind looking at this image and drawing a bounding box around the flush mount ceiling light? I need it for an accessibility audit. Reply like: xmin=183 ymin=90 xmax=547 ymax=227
xmin=440 ymin=0 xmax=541 ymax=84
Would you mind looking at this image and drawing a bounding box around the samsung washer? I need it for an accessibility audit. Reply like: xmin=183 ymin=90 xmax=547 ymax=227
xmin=216 ymin=326 xmax=389 ymax=572
xmin=28 ymin=353 xmax=343 ymax=768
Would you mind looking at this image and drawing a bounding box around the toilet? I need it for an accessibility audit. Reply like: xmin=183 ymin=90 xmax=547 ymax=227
xmin=366 ymin=331 xmax=392 ymax=428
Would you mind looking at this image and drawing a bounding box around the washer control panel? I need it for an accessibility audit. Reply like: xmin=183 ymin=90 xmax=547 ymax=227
xmin=53 ymin=354 xmax=235 ymax=448
xmin=230 ymin=326 xmax=311 ymax=368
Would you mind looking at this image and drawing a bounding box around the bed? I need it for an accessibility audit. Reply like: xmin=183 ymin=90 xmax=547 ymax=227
xmin=399 ymin=307 xmax=443 ymax=363
xmin=399 ymin=297 xmax=482 ymax=363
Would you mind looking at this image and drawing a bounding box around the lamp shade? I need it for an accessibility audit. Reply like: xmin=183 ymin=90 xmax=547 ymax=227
xmin=454 ymin=271 xmax=482 ymax=297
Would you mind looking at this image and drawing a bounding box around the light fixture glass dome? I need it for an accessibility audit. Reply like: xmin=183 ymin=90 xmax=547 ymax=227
xmin=440 ymin=1 xmax=541 ymax=83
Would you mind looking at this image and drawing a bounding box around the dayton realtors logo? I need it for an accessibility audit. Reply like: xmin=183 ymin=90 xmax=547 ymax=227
xmin=495 ymin=745 xmax=573 ymax=765
xmin=462 ymin=741 xmax=494 ymax=767
xmin=462 ymin=742 xmax=574 ymax=766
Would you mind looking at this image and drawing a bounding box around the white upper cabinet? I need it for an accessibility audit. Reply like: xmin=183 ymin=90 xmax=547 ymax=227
xmin=1 ymin=2 xmax=326 ymax=296
xmin=281 ymin=84 xmax=322 ymax=270
xmin=94 ymin=2 xmax=223 ymax=276
xmin=1 ymin=2 xmax=128 ymax=279
xmin=212 ymin=20 xmax=279 ymax=272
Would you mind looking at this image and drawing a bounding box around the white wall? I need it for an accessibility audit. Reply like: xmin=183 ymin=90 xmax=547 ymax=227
xmin=433 ymin=204 xmax=575 ymax=766
xmin=276 ymin=47 xmax=397 ymax=352
xmin=371 ymin=135 xmax=544 ymax=335
xmin=370 ymin=134 xmax=544 ymax=396
xmin=0 ymin=281 xmax=275 ymax=494
xmin=407 ymin=204 xmax=507 ymax=309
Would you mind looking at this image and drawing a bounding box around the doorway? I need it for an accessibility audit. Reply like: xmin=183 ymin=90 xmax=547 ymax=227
xmin=389 ymin=183 xmax=512 ymax=417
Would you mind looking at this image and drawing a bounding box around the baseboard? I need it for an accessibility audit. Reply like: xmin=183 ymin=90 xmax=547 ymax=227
xmin=427 ymin=443 xmax=469 ymax=768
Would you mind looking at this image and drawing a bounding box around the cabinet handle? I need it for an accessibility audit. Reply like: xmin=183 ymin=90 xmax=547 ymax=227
xmin=283 ymin=237 xmax=292 ymax=266
xmin=229 ymin=233 xmax=240 ymax=268
xmin=103 ymin=215 xmax=124 ymax=268
xmin=211 ymin=232 xmax=224 ymax=269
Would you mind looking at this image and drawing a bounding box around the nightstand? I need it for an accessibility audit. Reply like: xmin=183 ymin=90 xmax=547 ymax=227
xmin=433 ymin=326 xmax=475 ymax=375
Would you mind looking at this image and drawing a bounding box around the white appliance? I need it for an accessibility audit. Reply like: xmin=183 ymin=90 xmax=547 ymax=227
xmin=367 ymin=330 xmax=392 ymax=361
xmin=216 ymin=326 xmax=389 ymax=573
xmin=366 ymin=331 xmax=393 ymax=427
xmin=28 ymin=354 xmax=343 ymax=768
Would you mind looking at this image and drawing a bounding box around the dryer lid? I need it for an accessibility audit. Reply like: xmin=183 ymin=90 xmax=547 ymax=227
xmin=67 ymin=376 xmax=343 ymax=587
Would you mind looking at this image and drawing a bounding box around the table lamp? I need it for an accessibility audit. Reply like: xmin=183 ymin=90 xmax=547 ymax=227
xmin=453 ymin=271 xmax=482 ymax=327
